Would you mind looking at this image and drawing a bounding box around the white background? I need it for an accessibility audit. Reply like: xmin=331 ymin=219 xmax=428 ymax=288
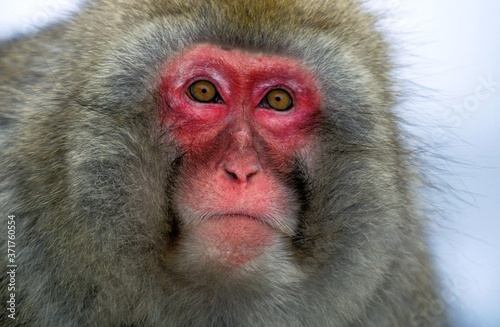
xmin=1 ymin=1 xmax=499 ymax=326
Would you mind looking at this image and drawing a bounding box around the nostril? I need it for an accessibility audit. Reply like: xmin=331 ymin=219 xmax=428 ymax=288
xmin=225 ymin=170 xmax=238 ymax=180
xmin=246 ymin=171 xmax=258 ymax=180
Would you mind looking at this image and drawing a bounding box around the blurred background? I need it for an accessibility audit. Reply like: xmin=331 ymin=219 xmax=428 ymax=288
xmin=1 ymin=1 xmax=499 ymax=326
xmin=366 ymin=2 xmax=500 ymax=326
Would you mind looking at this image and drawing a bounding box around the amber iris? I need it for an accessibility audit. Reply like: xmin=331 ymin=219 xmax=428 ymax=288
xmin=189 ymin=80 xmax=217 ymax=102
xmin=265 ymin=89 xmax=293 ymax=111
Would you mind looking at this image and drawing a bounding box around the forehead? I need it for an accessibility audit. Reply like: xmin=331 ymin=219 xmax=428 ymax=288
xmin=165 ymin=43 xmax=315 ymax=77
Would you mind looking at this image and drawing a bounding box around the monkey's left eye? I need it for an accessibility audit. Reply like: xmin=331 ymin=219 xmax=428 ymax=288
xmin=188 ymin=80 xmax=221 ymax=103
xmin=261 ymin=89 xmax=293 ymax=111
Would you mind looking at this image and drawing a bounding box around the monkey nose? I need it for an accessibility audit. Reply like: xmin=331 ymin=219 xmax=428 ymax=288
xmin=222 ymin=155 xmax=261 ymax=183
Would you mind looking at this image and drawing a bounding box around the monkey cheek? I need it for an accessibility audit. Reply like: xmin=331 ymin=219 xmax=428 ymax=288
xmin=188 ymin=215 xmax=276 ymax=268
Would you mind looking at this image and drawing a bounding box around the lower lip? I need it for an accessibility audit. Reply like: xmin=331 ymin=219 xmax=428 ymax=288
xmin=191 ymin=214 xmax=274 ymax=267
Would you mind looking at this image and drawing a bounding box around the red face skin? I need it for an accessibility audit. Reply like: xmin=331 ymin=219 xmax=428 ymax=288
xmin=161 ymin=44 xmax=321 ymax=268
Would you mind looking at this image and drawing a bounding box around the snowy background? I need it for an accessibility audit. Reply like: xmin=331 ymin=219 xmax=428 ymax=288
xmin=1 ymin=1 xmax=499 ymax=326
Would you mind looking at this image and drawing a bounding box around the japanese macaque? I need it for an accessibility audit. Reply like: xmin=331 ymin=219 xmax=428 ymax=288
xmin=0 ymin=0 xmax=447 ymax=326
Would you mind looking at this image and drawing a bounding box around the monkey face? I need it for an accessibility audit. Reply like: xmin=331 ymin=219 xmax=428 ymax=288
xmin=157 ymin=44 xmax=321 ymax=277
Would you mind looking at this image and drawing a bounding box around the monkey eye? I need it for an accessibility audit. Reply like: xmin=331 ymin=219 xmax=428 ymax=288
xmin=188 ymin=80 xmax=221 ymax=103
xmin=261 ymin=89 xmax=293 ymax=111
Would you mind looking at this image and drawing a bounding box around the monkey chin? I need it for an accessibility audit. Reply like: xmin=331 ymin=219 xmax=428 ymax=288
xmin=166 ymin=215 xmax=303 ymax=293
xmin=190 ymin=215 xmax=275 ymax=268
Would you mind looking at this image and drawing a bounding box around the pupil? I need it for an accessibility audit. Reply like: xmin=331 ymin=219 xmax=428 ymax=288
xmin=201 ymin=88 xmax=207 ymax=93
xmin=275 ymin=96 xmax=281 ymax=102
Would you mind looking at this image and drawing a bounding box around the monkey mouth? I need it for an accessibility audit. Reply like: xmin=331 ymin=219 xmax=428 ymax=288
xmin=217 ymin=212 xmax=273 ymax=229
xmin=208 ymin=211 xmax=296 ymax=236
xmin=189 ymin=213 xmax=277 ymax=267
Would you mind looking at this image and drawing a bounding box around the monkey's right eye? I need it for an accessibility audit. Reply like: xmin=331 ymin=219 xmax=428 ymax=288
xmin=188 ymin=80 xmax=220 ymax=103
